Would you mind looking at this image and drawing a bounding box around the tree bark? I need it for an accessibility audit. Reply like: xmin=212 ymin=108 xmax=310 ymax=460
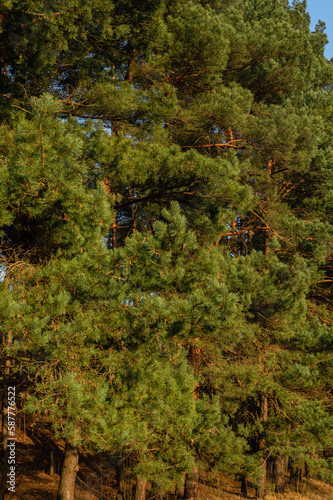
xmin=290 ymin=461 xmax=302 ymax=488
xmin=50 ymin=450 xmax=55 ymax=477
xmin=135 ymin=476 xmax=147 ymax=500
xmin=57 ymin=442 xmax=79 ymax=500
xmin=256 ymin=395 xmax=268 ymax=499
xmin=115 ymin=452 xmax=124 ymax=499
xmin=184 ymin=465 xmax=199 ymax=500
xmin=240 ymin=475 xmax=248 ymax=498
xmin=272 ymin=455 xmax=286 ymax=493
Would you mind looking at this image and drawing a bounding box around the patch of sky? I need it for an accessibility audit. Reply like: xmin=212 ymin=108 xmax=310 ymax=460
xmin=290 ymin=0 xmax=333 ymax=60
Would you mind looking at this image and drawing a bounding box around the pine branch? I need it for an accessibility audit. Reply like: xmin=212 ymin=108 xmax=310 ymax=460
xmin=181 ymin=140 xmax=244 ymax=150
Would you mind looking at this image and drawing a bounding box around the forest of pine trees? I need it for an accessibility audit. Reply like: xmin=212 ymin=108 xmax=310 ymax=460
xmin=0 ymin=0 xmax=333 ymax=498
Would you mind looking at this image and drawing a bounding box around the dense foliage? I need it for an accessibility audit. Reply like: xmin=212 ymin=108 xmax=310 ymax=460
xmin=1 ymin=0 xmax=333 ymax=498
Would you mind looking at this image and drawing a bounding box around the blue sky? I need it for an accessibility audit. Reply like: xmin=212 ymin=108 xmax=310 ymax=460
xmin=306 ymin=0 xmax=333 ymax=59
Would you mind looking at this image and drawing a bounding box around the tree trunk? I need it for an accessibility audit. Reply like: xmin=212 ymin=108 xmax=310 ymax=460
xmin=272 ymin=455 xmax=286 ymax=493
xmin=135 ymin=476 xmax=147 ymax=500
xmin=115 ymin=452 xmax=124 ymax=499
xmin=290 ymin=462 xmax=302 ymax=488
xmin=256 ymin=395 xmax=268 ymax=499
xmin=50 ymin=450 xmax=55 ymax=477
xmin=57 ymin=443 xmax=79 ymax=500
xmin=240 ymin=475 xmax=248 ymax=498
xmin=184 ymin=465 xmax=199 ymax=500
xmin=257 ymin=457 xmax=267 ymax=498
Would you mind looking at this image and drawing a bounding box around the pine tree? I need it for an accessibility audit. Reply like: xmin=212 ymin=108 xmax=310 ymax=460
xmin=1 ymin=1 xmax=333 ymax=498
